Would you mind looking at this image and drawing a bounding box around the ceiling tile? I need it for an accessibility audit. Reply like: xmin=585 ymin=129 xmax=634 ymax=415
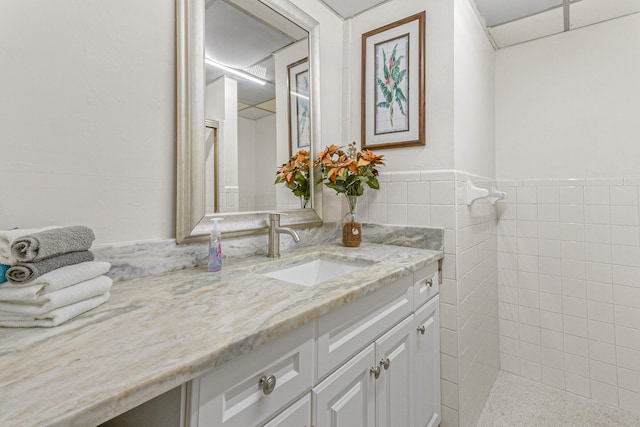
xmin=239 ymin=107 xmax=274 ymax=120
xmin=488 ymin=6 xmax=564 ymax=48
xmin=474 ymin=0 xmax=563 ymax=27
xmin=317 ymin=0 xmax=390 ymax=18
xmin=570 ymin=0 xmax=640 ymax=29
xmin=256 ymin=99 xmax=277 ymax=113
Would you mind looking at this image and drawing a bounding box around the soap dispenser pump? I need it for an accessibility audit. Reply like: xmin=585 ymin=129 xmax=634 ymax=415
xmin=208 ymin=218 xmax=224 ymax=272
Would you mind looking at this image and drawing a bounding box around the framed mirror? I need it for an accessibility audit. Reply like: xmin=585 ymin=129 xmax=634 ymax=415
xmin=176 ymin=0 xmax=323 ymax=243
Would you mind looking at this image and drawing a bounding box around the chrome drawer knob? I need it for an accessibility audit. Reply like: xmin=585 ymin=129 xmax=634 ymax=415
xmin=259 ymin=374 xmax=277 ymax=395
xmin=424 ymin=278 xmax=433 ymax=288
xmin=370 ymin=366 xmax=381 ymax=379
xmin=380 ymin=358 xmax=390 ymax=370
xmin=417 ymin=325 xmax=426 ymax=335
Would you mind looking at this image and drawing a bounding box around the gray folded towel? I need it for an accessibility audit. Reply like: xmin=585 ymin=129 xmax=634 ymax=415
xmin=6 ymin=251 xmax=94 ymax=284
xmin=11 ymin=226 xmax=95 ymax=263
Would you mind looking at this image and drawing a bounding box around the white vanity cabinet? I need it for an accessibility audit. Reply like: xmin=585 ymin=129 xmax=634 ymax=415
xmin=316 ymin=274 xmax=414 ymax=380
xmin=312 ymin=292 xmax=440 ymax=427
xmin=375 ymin=314 xmax=416 ymax=427
xmin=312 ymin=313 xmax=418 ymax=427
xmin=186 ymin=260 xmax=441 ymax=427
xmin=261 ymin=393 xmax=311 ymax=427
xmin=414 ymin=296 xmax=441 ymax=427
xmin=187 ymin=323 xmax=314 ymax=427
xmin=312 ymin=343 xmax=376 ymax=426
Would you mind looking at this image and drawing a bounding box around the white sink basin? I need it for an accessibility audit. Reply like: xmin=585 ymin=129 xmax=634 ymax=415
xmin=262 ymin=259 xmax=365 ymax=287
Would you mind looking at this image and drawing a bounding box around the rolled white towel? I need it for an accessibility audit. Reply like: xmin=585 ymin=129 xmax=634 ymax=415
xmin=0 ymin=261 xmax=111 ymax=299
xmin=0 ymin=276 xmax=112 ymax=315
xmin=0 ymin=292 xmax=110 ymax=328
xmin=0 ymin=226 xmax=61 ymax=265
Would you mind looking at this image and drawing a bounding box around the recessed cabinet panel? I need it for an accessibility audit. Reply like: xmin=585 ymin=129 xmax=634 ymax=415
xmin=375 ymin=314 xmax=415 ymax=427
xmin=414 ymin=295 xmax=441 ymax=427
xmin=262 ymin=393 xmax=311 ymax=427
xmin=413 ymin=263 xmax=439 ymax=309
xmin=312 ymin=344 xmax=376 ymax=427
xmin=189 ymin=324 xmax=313 ymax=427
xmin=317 ymin=275 xmax=413 ymax=380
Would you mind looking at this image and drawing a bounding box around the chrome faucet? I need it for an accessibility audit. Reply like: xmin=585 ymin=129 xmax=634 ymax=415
xmin=267 ymin=213 xmax=301 ymax=258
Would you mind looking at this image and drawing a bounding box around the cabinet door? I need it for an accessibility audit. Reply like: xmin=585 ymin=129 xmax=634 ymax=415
xmin=414 ymin=295 xmax=441 ymax=427
xmin=312 ymin=344 xmax=376 ymax=427
xmin=262 ymin=393 xmax=310 ymax=427
xmin=375 ymin=314 xmax=415 ymax=427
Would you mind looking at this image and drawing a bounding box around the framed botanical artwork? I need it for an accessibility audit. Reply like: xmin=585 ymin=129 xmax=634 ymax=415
xmin=361 ymin=12 xmax=425 ymax=149
xmin=287 ymin=57 xmax=311 ymax=156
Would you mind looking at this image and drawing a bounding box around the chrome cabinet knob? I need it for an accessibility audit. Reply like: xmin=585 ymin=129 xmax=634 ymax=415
xmin=417 ymin=325 xmax=426 ymax=335
xmin=370 ymin=366 xmax=381 ymax=379
xmin=424 ymin=278 xmax=433 ymax=288
xmin=259 ymin=374 xmax=277 ymax=395
xmin=380 ymin=358 xmax=390 ymax=370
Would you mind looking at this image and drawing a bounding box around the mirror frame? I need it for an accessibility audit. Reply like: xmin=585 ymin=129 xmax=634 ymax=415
xmin=176 ymin=0 xmax=323 ymax=244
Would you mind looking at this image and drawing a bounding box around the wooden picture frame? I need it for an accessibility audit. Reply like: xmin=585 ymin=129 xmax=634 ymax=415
xmin=287 ymin=57 xmax=311 ymax=156
xmin=361 ymin=12 xmax=425 ymax=150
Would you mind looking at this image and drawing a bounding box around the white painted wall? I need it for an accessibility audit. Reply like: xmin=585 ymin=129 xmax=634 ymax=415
xmin=273 ymin=39 xmax=309 ymax=211
xmin=237 ymin=115 xmax=277 ymax=211
xmin=205 ymin=78 xmax=225 ymax=121
xmin=273 ymin=39 xmax=309 ymax=166
xmin=237 ymin=117 xmax=257 ymax=211
xmin=204 ymin=127 xmax=217 ymax=212
xmin=495 ymin=12 xmax=640 ymax=180
xmin=255 ymin=115 xmax=278 ymax=211
xmin=0 ymin=0 xmax=344 ymax=244
xmin=347 ymin=0 xmax=494 ymax=178
xmin=286 ymin=0 xmax=345 ymax=221
xmin=0 ymin=0 xmax=175 ymax=245
xmin=347 ymin=0 xmax=455 ymax=173
xmin=453 ymin=0 xmax=496 ymax=179
xmin=205 ymin=76 xmax=239 ymax=212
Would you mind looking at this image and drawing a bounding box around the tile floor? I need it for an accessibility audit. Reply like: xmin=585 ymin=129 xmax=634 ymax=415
xmin=476 ymin=371 xmax=640 ymax=427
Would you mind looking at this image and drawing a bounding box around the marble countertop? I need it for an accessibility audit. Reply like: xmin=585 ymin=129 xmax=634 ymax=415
xmin=0 ymin=243 xmax=442 ymax=427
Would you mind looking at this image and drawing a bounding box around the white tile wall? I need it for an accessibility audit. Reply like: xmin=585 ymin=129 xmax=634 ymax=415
xmin=497 ymin=178 xmax=640 ymax=416
xmin=360 ymin=170 xmax=500 ymax=427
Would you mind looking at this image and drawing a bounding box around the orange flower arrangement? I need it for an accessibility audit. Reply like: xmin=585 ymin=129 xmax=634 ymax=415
xmin=314 ymin=142 xmax=385 ymax=196
xmin=275 ymin=149 xmax=311 ymax=200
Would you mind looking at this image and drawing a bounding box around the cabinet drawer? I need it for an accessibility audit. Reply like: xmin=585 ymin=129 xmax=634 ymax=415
xmin=317 ymin=274 xmax=413 ymax=380
xmin=413 ymin=262 xmax=439 ymax=309
xmin=261 ymin=393 xmax=310 ymax=427
xmin=188 ymin=323 xmax=313 ymax=427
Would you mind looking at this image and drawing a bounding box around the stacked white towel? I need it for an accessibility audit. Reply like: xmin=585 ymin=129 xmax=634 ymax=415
xmin=0 ymin=261 xmax=112 ymax=328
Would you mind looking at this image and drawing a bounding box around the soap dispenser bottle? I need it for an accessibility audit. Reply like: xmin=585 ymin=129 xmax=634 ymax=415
xmin=208 ymin=218 xmax=224 ymax=272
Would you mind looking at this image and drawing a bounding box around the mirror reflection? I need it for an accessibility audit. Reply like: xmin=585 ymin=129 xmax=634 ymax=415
xmin=275 ymin=149 xmax=310 ymax=208
xmin=204 ymin=119 xmax=219 ymax=212
xmin=204 ymin=0 xmax=310 ymax=213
